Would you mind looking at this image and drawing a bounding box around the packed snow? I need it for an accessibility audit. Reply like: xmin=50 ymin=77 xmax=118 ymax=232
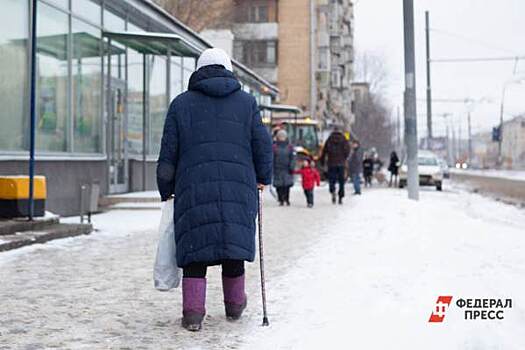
xmin=1 ymin=183 xmax=524 ymax=349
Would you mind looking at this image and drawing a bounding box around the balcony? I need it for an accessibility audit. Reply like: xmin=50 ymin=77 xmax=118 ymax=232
xmin=232 ymin=23 xmax=278 ymax=41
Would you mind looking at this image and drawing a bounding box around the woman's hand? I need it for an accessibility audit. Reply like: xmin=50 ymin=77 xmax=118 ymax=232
xmin=257 ymin=184 xmax=265 ymax=191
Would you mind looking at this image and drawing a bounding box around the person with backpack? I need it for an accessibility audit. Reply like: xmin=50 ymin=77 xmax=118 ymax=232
xmin=320 ymin=126 xmax=350 ymax=204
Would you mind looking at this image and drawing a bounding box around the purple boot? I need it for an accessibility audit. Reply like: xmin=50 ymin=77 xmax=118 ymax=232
xmin=182 ymin=277 xmax=206 ymax=331
xmin=222 ymin=274 xmax=247 ymax=320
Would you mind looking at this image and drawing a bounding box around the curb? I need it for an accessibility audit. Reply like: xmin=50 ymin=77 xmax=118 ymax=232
xmin=0 ymin=223 xmax=93 ymax=252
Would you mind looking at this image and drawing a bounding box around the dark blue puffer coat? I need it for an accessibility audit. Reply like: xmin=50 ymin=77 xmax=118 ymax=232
xmin=156 ymin=65 xmax=273 ymax=267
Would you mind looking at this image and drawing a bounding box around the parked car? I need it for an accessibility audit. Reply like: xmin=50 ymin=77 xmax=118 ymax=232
xmin=399 ymin=151 xmax=444 ymax=191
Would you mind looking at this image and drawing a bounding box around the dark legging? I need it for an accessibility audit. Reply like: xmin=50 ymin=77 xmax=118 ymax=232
xmin=183 ymin=259 xmax=245 ymax=278
xmin=276 ymin=186 xmax=291 ymax=204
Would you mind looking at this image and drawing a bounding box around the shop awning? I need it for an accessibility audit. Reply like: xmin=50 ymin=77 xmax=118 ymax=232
xmin=11 ymin=32 xmax=125 ymax=61
xmin=102 ymin=31 xmax=201 ymax=57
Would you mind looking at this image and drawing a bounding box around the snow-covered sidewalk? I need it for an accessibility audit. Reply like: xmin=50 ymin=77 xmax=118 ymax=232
xmin=1 ymin=184 xmax=524 ymax=349
xmin=247 ymin=186 xmax=525 ymax=349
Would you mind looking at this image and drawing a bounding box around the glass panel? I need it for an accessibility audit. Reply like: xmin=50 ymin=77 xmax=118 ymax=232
xmin=182 ymin=57 xmax=194 ymax=91
xmin=103 ymin=6 xmax=125 ymax=32
xmin=71 ymin=18 xmax=102 ymax=153
xmin=46 ymin=0 xmax=69 ymax=10
xmin=170 ymin=57 xmax=183 ymax=100
xmin=72 ymin=0 xmax=101 ymax=26
xmin=0 ymin=0 xmax=29 ymax=151
xmin=36 ymin=3 xmax=69 ymax=152
xmin=127 ymin=49 xmax=143 ymax=155
xmin=149 ymin=56 xmax=167 ymax=155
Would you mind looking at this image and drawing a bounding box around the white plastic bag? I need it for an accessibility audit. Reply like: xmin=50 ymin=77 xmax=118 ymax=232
xmin=153 ymin=198 xmax=181 ymax=291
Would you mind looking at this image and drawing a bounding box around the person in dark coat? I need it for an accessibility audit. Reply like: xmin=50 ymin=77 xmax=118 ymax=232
xmin=348 ymin=140 xmax=363 ymax=195
xmin=273 ymin=129 xmax=295 ymax=206
xmin=320 ymin=127 xmax=350 ymax=204
xmin=388 ymin=151 xmax=400 ymax=187
xmin=156 ymin=48 xmax=272 ymax=331
xmin=362 ymin=152 xmax=374 ymax=187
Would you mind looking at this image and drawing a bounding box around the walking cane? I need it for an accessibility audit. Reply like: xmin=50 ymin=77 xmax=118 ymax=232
xmin=258 ymin=187 xmax=270 ymax=326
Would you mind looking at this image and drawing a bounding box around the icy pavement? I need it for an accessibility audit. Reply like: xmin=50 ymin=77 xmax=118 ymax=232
xmin=1 ymin=184 xmax=525 ymax=349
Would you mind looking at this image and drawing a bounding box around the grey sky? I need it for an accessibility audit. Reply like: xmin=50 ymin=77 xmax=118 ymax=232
xmin=354 ymin=0 xmax=525 ymax=138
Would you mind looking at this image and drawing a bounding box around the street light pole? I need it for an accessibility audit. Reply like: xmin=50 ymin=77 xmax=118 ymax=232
xmin=29 ymin=0 xmax=38 ymax=221
xmin=425 ymin=11 xmax=433 ymax=141
xmin=403 ymin=0 xmax=419 ymax=200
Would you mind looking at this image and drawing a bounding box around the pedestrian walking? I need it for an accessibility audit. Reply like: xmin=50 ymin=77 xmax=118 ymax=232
xmin=348 ymin=140 xmax=363 ymax=195
xmin=273 ymin=129 xmax=295 ymax=206
xmin=156 ymin=48 xmax=273 ymax=332
xmin=294 ymin=159 xmax=321 ymax=207
xmin=320 ymin=126 xmax=350 ymax=204
xmin=362 ymin=152 xmax=374 ymax=187
xmin=388 ymin=151 xmax=400 ymax=187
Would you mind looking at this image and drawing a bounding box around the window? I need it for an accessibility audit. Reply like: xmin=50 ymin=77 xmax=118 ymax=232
xmin=238 ymin=41 xmax=277 ymax=67
xmin=170 ymin=57 xmax=183 ymax=100
xmin=318 ymin=47 xmax=330 ymax=71
xmin=0 ymin=0 xmax=29 ymax=151
xmin=36 ymin=3 xmax=69 ymax=152
xmin=149 ymin=56 xmax=168 ymax=155
xmin=331 ymin=69 xmax=342 ymax=88
xmin=127 ymin=49 xmax=144 ymax=156
xmin=72 ymin=0 xmax=101 ymax=26
xmin=47 ymin=0 xmax=69 ymax=10
xmin=233 ymin=41 xmax=243 ymax=63
xmin=71 ymin=18 xmax=103 ymax=153
xmin=249 ymin=5 xmax=269 ymax=22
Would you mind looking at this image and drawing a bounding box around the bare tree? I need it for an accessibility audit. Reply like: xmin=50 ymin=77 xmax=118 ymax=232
xmin=353 ymin=51 xmax=395 ymax=157
xmin=354 ymin=51 xmax=390 ymax=95
xmin=154 ymin=0 xmax=234 ymax=32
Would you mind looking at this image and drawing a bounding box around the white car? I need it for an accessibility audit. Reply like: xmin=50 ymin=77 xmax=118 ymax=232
xmin=399 ymin=151 xmax=444 ymax=191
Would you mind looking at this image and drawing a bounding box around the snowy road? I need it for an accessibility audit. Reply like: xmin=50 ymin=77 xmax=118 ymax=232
xmin=1 ymin=184 xmax=525 ymax=349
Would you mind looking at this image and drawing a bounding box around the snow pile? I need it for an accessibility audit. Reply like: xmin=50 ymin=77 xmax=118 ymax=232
xmin=452 ymin=169 xmax=525 ymax=182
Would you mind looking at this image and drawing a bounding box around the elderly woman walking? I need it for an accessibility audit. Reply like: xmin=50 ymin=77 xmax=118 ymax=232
xmin=156 ymin=48 xmax=272 ymax=331
xmin=272 ymin=129 xmax=295 ymax=206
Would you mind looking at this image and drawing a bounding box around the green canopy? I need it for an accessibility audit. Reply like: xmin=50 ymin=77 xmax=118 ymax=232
xmin=30 ymin=32 xmax=125 ymax=61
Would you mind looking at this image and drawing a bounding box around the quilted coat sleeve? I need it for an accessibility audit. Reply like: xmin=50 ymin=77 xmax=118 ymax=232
xmin=250 ymin=100 xmax=273 ymax=185
xmin=156 ymin=102 xmax=179 ymax=201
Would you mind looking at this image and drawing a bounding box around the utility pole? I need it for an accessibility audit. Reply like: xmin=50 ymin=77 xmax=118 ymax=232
xmin=403 ymin=0 xmax=419 ymax=200
xmin=425 ymin=11 xmax=433 ymax=142
xmin=397 ymin=106 xmax=401 ymax=149
xmin=468 ymin=112 xmax=472 ymax=164
xmin=458 ymin=121 xmax=464 ymax=161
xmin=451 ymin=123 xmax=456 ymax=161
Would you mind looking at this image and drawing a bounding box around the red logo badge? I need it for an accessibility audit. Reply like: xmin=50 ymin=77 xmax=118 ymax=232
xmin=429 ymin=296 xmax=453 ymax=323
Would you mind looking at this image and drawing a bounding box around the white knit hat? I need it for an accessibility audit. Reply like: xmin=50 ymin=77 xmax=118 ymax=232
xmin=196 ymin=48 xmax=233 ymax=72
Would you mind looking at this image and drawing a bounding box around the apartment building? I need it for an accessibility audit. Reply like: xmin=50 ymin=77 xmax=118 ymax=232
xmin=225 ymin=0 xmax=355 ymax=132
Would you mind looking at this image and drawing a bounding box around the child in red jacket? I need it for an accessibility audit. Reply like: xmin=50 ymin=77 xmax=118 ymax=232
xmin=294 ymin=159 xmax=321 ymax=208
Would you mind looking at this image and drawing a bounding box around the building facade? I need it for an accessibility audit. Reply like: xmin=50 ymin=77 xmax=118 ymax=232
xmin=501 ymin=116 xmax=525 ymax=169
xmin=0 ymin=0 xmax=278 ymax=215
xmin=228 ymin=0 xmax=355 ymax=132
